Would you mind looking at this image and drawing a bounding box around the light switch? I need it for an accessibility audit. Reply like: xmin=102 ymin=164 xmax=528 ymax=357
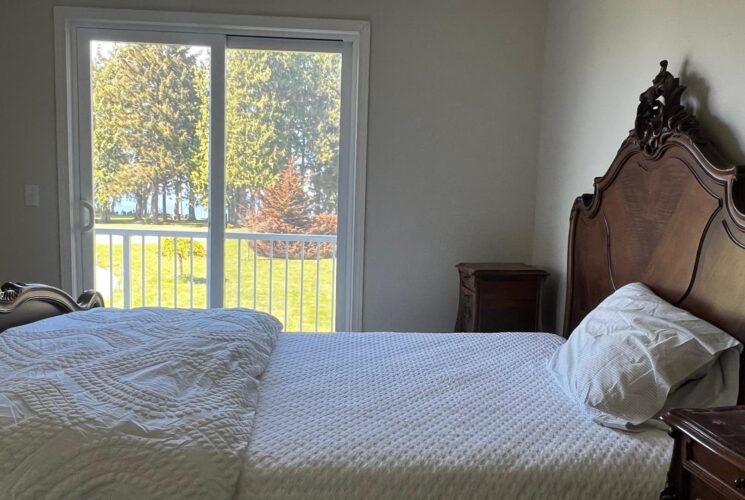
xmin=24 ymin=184 xmax=40 ymax=207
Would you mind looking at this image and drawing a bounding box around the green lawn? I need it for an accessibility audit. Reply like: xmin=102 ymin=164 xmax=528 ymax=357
xmin=98 ymin=215 xmax=269 ymax=232
xmin=96 ymin=237 xmax=335 ymax=332
xmin=99 ymin=214 xmax=208 ymax=231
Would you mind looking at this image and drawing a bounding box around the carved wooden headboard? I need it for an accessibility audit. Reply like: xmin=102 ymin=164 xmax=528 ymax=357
xmin=563 ymin=61 xmax=745 ymax=397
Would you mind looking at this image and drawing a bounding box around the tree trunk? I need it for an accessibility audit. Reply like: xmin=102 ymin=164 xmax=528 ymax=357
xmin=227 ymin=187 xmax=235 ymax=226
xmin=174 ymin=181 xmax=182 ymax=221
xmin=135 ymin=195 xmax=143 ymax=222
xmin=232 ymin=189 xmax=242 ymax=226
xmin=188 ymin=189 xmax=196 ymax=221
xmin=246 ymin=189 xmax=255 ymax=221
xmin=162 ymin=184 xmax=167 ymax=221
xmin=150 ymin=180 xmax=159 ymax=224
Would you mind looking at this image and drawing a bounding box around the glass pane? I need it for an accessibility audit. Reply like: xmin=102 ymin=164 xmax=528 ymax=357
xmin=90 ymin=40 xmax=210 ymax=308
xmin=225 ymin=47 xmax=342 ymax=332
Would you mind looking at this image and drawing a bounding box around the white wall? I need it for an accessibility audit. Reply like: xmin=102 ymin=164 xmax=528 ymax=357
xmin=532 ymin=0 xmax=745 ymax=332
xmin=0 ymin=0 xmax=547 ymax=331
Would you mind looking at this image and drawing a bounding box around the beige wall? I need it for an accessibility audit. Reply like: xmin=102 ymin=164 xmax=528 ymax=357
xmin=0 ymin=0 xmax=547 ymax=331
xmin=532 ymin=0 xmax=745 ymax=332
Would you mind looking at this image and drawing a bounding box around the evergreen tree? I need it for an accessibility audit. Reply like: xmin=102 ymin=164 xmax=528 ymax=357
xmin=267 ymin=51 xmax=341 ymax=213
xmin=225 ymin=49 xmax=285 ymax=224
xmin=92 ymin=42 xmax=205 ymax=223
xmin=244 ymin=162 xmax=336 ymax=258
xmin=246 ymin=161 xmax=311 ymax=233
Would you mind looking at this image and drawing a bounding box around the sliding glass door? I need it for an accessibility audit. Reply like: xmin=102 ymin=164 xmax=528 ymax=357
xmin=223 ymin=37 xmax=345 ymax=331
xmin=83 ymin=32 xmax=217 ymax=309
xmin=75 ymin=28 xmax=348 ymax=331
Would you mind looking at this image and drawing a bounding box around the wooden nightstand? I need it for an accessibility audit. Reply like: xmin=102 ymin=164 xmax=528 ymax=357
xmin=454 ymin=263 xmax=548 ymax=332
xmin=661 ymin=407 xmax=745 ymax=500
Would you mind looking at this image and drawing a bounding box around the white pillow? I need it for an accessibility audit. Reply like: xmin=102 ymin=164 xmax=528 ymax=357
xmin=548 ymin=282 xmax=742 ymax=430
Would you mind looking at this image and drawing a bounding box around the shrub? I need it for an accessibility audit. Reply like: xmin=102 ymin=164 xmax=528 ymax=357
xmin=161 ymin=238 xmax=207 ymax=276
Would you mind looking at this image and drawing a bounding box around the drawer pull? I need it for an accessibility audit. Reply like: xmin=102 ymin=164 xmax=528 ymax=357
xmin=735 ymin=477 xmax=745 ymax=489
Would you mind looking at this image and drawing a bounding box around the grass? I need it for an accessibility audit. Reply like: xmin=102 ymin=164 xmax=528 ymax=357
xmin=96 ymin=237 xmax=335 ymax=332
xmin=98 ymin=215 xmax=269 ymax=233
xmin=99 ymin=214 xmax=208 ymax=231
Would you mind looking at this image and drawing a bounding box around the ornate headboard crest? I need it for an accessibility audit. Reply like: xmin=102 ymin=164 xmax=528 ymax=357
xmin=631 ymin=60 xmax=702 ymax=157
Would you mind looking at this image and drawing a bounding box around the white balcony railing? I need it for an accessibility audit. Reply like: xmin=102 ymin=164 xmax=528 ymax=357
xmin=95 ymin=227 xmax=337 ymax=332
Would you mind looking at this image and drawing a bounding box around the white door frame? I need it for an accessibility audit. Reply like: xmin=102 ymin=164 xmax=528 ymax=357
xmin=72 ymin=27 xmax=226 ymax=308
xmin=54 ymin=7 xmax=369 ymax=330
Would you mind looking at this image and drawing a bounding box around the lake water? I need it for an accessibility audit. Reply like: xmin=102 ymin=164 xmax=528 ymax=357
xmin=113 ymin=195 xmax=208 ymax=220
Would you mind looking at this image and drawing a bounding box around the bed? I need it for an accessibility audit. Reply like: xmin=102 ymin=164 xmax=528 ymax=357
xmin=2 ymin=61 xmax=745 ymax=499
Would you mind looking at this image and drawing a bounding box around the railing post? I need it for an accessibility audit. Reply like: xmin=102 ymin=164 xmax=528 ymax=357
xmin=284 ymin=245 xmax=289 ymax=329
xmin=141 ymin=235 xmax=146 ymax=307
xmin=108 ymin=234 xmax=114 ymax=307
xmin=253 ymin=239 xmax=257 ymax=309
xmin=157 ymin=236 xmax=162 ymax=307
xmin=190 ymin=237 xmax=194 ymax=308
xmin=237 ymin=239 xmax=241 ymax=307
xmin=173 ymin=236 xmax=178 ymax=308
xmin=122 ymin=234 xmax=131 ymax=309
xmin=269 ymin=243 xmax=273 ymax=314
xmin=315 ymin=245 xmax=321 ymax=332
xmin=331 ymin=242 xmax=337 ymax=331
xmin=299 ymin=242 xmax=305 ymax=330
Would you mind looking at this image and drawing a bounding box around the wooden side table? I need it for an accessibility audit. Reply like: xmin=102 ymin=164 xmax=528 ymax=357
xmin=661 ymin=406 xmax=745 ymax=500
xmin=454 ymin=263 xmax=549 ymax=332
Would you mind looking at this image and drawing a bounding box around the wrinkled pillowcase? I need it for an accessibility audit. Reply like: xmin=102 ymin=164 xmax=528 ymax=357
xmin=548 ymin=282 xmax=742 ymax=430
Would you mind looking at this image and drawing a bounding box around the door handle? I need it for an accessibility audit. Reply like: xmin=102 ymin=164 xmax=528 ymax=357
xmin=81 ymin=200 xmax=95 ymax=232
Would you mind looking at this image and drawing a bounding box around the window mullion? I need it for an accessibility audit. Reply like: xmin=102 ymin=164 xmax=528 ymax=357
xmin=207 ymin=37 xmax=226 ymax=308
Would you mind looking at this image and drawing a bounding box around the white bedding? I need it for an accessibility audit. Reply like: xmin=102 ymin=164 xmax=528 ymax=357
xmin=0 ymin=308 xmax=279 ymax=500
xmin=240 ymin=332 xmax=673 ymax=500
xmin=0 ymin=312 xmax=673 ymax=500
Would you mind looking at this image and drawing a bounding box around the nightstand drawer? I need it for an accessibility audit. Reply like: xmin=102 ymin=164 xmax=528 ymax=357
xmin=479 ymin=277 xmax=542 ymax=301
xmin=688 ymin=443 xmax=745 ymax=498
xmin=690 ymin=474 xmax=727 ymax=500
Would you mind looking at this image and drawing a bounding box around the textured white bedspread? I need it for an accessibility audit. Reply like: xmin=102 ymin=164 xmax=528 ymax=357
xmin=240 ymin=332 xmax=673 ymax=500
xmin=0 ymin=308 xmax=279 ymax=500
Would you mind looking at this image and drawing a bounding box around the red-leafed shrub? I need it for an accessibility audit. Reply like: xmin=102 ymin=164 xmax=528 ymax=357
xmin=241 ymin=165 xmax=337 ymax=259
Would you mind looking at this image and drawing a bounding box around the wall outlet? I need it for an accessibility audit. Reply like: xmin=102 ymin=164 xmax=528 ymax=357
xmin=24 ymin=184 xmax=40 ymax=207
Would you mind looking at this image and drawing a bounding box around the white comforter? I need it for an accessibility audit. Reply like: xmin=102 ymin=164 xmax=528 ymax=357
xmin=0 ymin=313 xmax=673 ymax=500
xmin=0 ymin=308 xmax=280 ymax=500
xmin=240 ymin=332 xmax=673 ymax=500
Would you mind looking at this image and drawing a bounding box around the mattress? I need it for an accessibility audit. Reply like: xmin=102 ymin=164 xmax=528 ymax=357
xmin=239 ymin=331 xmax=673 ymax=500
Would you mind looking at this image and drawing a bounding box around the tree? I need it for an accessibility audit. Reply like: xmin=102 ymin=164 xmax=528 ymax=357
xmin=243 ymin=162 xmax=336 ymax=258
xmin=92 ymin=42 xmax=341 ymax=226
xmin=271 ymin=51 xmax=342 ymax=213
xmin=92 ymin=42 xmax=206 ymax=224
xmin=225 ymin=49 xmax=286 ymax=225
xmin=91 ymin=52 xmax=130 ymax=222
xmin=225 ymin=50 xmax=342 ymax=224
xmin=248 ymin=162 xmax=311 ymax=230
xmin=161 ymin=238 xmax=207 ymax=277
xmin=186 ymin=64 xmax=210 ymax=221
